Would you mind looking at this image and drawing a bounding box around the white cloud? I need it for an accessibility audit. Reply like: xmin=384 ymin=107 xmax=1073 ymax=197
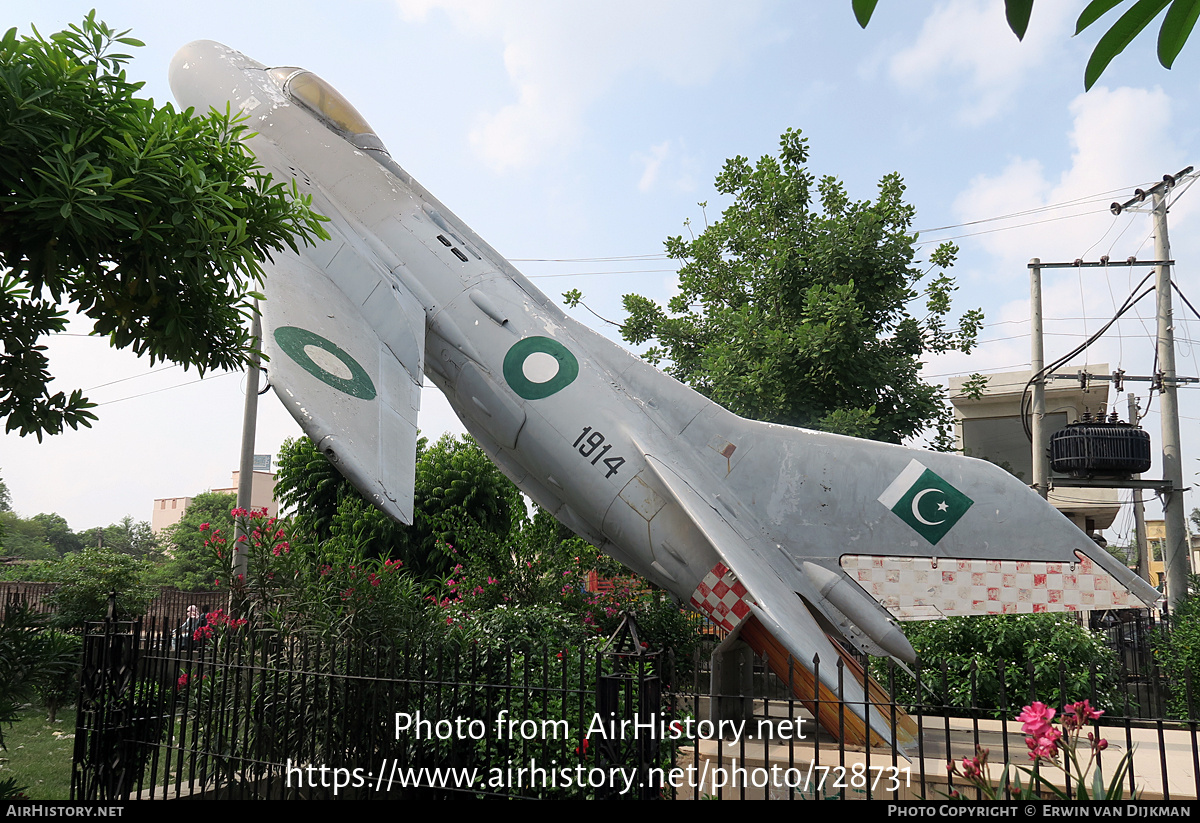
xmin=953 ymin=86 xmax=1186 ymax=265
xmin=395 ymin=0 xmax=765 ymax=172
xmin=889 ymin=0 xmax=1072 ymax=124
xmin=634 ymin=140 xmax=671 ymax=192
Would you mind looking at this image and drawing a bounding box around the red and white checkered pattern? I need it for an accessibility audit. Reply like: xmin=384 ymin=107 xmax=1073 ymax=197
xmin=691 ymin=562 xmax=755 ymax=632
xmin=839 ymin=555 xmax=1136 ymax=619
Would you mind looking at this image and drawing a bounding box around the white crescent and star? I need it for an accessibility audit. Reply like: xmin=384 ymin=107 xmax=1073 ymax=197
xmin=911 ymin=488 xmax=949 ymax=526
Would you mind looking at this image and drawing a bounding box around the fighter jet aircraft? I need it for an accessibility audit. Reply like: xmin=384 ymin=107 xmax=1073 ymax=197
xmin=170 ymin=41 xmax=1161 ymax=748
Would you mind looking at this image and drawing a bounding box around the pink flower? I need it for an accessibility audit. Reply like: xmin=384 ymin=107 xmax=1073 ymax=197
xmin=1025 ymin=726 xmax=1062 ymax=762
xmin=960 ymin=751 xmax=987 ymax=780
xmin=1016 ymin=702 xmax=1056 ymax=734
xmin=177 ymin=674 xmax=190 ymax=690
xmin=1063 ymin=700 xmax=1103 ymax=729
xmin=199 ymin=523 xmax=210 ymax=532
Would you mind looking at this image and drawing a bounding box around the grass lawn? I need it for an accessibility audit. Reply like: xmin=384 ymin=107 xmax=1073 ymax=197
xmin=1 ymin=706 xmax=75 ymax=800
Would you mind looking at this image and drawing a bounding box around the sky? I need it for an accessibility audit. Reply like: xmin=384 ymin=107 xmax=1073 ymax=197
xmin=5 ymin=0 xmax=1200 ymax=548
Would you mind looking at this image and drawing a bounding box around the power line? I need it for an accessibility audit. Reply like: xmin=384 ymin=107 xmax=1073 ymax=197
xmin=94 ymin=372 xmax=237 ymax=407
xmin=84 ymin=365 xmax=179 ymax=392
xmin=526 ymin=268 xmax=677 ymax=279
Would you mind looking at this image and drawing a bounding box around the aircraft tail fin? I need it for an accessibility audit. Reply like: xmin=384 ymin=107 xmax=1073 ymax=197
xmin=675 ymin=406 xmax=1160 ymax=621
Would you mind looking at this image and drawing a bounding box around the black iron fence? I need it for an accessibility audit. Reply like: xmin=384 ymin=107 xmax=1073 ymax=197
xmin=70 ymin=611 xmax=1200 ymax=801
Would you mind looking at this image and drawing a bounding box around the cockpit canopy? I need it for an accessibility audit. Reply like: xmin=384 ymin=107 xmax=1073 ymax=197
xmin=269 ymin=67 xmax=388 ymax=154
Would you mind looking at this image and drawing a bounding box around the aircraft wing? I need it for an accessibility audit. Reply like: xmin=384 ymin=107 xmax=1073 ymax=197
xmin=260 ymin=253 xmax=423 ymax=524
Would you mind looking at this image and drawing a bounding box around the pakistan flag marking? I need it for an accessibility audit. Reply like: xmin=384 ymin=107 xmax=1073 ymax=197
xmin=878 ymin=459 xmax=973 ymax=545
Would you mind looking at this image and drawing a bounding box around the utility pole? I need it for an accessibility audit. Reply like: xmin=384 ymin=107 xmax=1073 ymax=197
xmin=1152 ymin=188 xmax=1188 ymax=609
xmin=1030 ymin=258 xmax=1048 ymax=499
xmin=1109 ymin=167 xmax=1193 ymax=609
xmin=233 ymin=303 xmax=262 ymax=589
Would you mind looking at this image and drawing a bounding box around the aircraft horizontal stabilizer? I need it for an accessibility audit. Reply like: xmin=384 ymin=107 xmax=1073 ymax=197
xmin=640 ymin=454 xmax=909 ymax=748
xmin=260 ymin=254 xmax=423 ymax=524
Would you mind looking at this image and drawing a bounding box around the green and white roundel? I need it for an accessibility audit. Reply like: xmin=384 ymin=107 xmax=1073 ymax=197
xmin=274 ymin=326 xmax=376 ymax=400
xmin=503 ymin=336 xmax=579 ymax=400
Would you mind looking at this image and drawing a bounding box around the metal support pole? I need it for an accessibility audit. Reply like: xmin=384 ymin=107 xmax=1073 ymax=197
xmin=233 ymin=303 xmax=261 ymax=587
xmin=1030 ymin=258 xmax=1048 ymax=499
xmin=1153 ymin=192 xmax=1189 ymax=609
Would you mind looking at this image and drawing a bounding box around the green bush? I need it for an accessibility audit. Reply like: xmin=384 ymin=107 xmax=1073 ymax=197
xmin=872 ymin=613 xmax=1121 ymax=716
xmin=42 ymin=548 xmax=155 ymax=629
xmin=1155 ymin=575 xmax=1200 ymax=719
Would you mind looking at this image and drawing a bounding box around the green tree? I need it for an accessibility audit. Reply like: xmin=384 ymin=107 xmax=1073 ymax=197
xmin=30 ymin=512 xmax=82 ymax=556
xmin=0 ymin=14 xmax=326 ymax=439
xmin=41 ymin=548 xmax=154 ymax=629
xmin=852 ymin=0 xmax=1200 ymax=90
xmin=80 ymin=515 xmax=156 ymax=559
xmin=0 ymin=512 xmax=54 ymax=560
xmin=275 ymin=433 xmax=524 ymax=579
xmin=571 ymin=128 xmax=980 ymax=445
xmin=151 ymin=491 xmax=235 ymax=591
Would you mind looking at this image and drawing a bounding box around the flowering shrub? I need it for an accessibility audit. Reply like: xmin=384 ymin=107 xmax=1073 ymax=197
xmin=203 ymin=506 xmax=442 ymax=642
xmin=946 ymin=700 xmax=1135 ymax=800
xmin=427 ymin=513 xmax=698 ymax=657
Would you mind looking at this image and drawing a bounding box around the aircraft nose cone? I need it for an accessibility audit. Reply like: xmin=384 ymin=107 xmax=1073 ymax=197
xmin=169 ymin=40 xmax=265 ymax=113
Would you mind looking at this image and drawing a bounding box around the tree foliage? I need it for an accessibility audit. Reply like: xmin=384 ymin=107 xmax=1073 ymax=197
xmin=1155 ymin=573 xmax=1200 ymax=718
xmin=0 ymin=512 xmax=55 ymax=560
xmin=574 ymin=128 xmax=980 ymax=444
xmin=874 ymin=614 xmax=1121 ymax=714
xmin=275 ymin=433 xmax=525 ymax=579
xmin=0 ymin=14 xmax=326 ymax=439
xmin=79 ymin=514 xmax=156 ymax=558
xmin=852 ymin=0 xmax=1200 ymax=90
xmin=41 ymin=547 xmax=155 ymax=629
xmin=151 ymin=491 xmax=236 ymax=591
xmin=0 ymin=604 xmax=77 ymax=752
